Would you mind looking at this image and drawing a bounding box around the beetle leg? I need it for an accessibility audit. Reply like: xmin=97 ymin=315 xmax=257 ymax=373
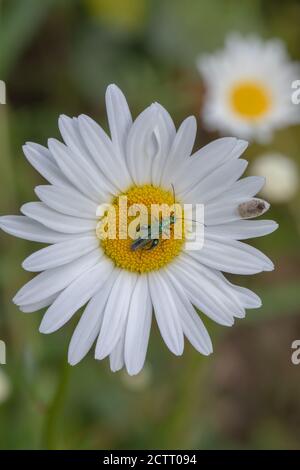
xmin=143 ymin=239 xmax=159 ymax=251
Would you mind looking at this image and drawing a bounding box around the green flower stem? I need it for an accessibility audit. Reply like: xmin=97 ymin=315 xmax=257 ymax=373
xmin=155 ymin=351 xmax=203 ymax=449
xmin=42 ymin=361 xmax=71 ymax=450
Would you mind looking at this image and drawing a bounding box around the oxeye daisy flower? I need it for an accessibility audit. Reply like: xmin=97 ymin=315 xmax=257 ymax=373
xmin=197 ymin=33 xmax=300 ymax=142
xmin=0 ymin=84 xmax=278 ymax=376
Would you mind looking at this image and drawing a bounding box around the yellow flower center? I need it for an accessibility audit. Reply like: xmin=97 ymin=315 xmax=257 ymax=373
xmin=98 ymin=185 xmax=185 ymax=273
xmin=230 ymin=80 xmax=271 ymax=120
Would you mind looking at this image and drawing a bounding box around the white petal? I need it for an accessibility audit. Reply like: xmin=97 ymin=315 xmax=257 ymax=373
xmin=109 ymin=330 xmax=125 ymax=372
xmin=215 ymin=271 xmax=262 ymax=309
xmin=22 ymin=236 xmax=99 ymax=272
xmin=191 ymin=254 xmax=262 ymax=310
xmin=126 ymin=105 xmax=158 ymax=185
xmin=205 ymin=197 xmax=270 ymax=225
xmin=189 ymin=235 xmax=274 ymax=274
xmin=25 ymin=142 xmax=56 ymax=163
xmin=48 ymin=138 xmax=111 ymax=202
xmin=161 ymin=116 xmax=197 ymax=189
xmin=59 ymin=115 xmax=89 ymax=154
xmin=58 ymin=115 xmax=115 ymax=195
xmin=68 ymin=270 xmax=119 ymax=365
xmin=151 ymin=103 xmax=176 ymax=186
xmin=164 ymin=271 xmax=212 ymax=355
xmin=95 ymin=271 xmax=137 ymax=360
xmin=181 ymin=159 xmax=248 ymax=204
xmin=226 ymin=139 xmax=249 ymax=159
xmin=167 ymin=258 xmax=238 ymax=325
xmin=148 ymin=271 xmax=184 ymax=356
xmin=211 ymin=176 xmax=266 ymax=203
xmin=176 ymin=255 xmax=246 ymax=318
xmin=105 ymin=84 xmax=132 ymax=158
xmin=21 ymin=202 xmax=96 ymax=234
xmin=35 ymin=185 xmax=98 ymax=219
xmin=205 ymin=219 xmax=278 ymax=240
xmin=0 ymin=215 xmax=76 ymax=243
xmin=39 ymin=257 xmax=114 ymax=334
xmin=13 ymin=249 xmax=101 ymax=306
xmin=229 ymin=285 xmax=262 ymax=309
xmin=192 ymin=137 xmax=239 ymax=165
xmin=23 ymin=143 xmax=70 ymax=187
xmin=78 ymin=114 xmax=132 ymax=191
xmin=19 ymin=292 xmax=60 ymax=313
xmin=180 ymin=304 xmax=213 ymax=355
xmin=124 ymin=275 xmax=152 ymax=376
xmin=171 ymin=137 xmax=244 ymax=195
xmin=58 ymin=115 xmax=116 ymax=196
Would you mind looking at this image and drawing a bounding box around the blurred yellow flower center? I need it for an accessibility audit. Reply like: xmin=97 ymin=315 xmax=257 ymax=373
xmin=230 ymin=80 xmax=271 ymax=119
xmin=98 ymin=185 xmax=184 ymax=273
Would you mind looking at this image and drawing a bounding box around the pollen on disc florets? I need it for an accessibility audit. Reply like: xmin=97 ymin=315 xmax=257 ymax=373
xmin=98 ymin=185 xmax=185 ymax=273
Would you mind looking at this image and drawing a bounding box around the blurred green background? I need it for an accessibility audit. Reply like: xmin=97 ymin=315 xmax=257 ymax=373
xmin=0 ymin=0 xmax=300 ymax=450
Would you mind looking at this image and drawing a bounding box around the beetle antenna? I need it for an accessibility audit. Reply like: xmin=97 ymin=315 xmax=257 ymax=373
xmin=171 ymin=183 xmax=176 ymax=206
xmin=176 ymin=217 xmax=206 ymax=227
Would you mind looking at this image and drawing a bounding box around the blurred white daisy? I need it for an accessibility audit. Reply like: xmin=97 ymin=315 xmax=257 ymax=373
xmin=197 ymin=34 xmax=300 ymax=142
xmin=0 ymin=84 xmax=277 ymax=376
xmin=251 ymin=153 xmax=299 ymax=203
